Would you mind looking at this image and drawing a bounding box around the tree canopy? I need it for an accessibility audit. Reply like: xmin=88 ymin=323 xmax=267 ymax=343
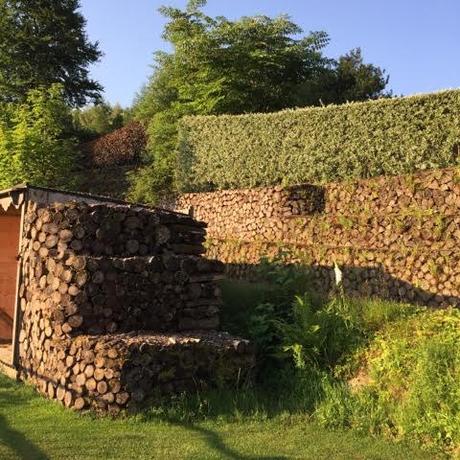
xmin=130 ymin=1 xmax=391 ymax=204
xmin=72 ymin=102 xmax=127 ymax=142
xmin=0 ymin=0 xmax=102 ymax=106
xmin=297 ymin=48 xmax=390 ymax=106
xmin=134 ymin=2 xmax=332 ymax=120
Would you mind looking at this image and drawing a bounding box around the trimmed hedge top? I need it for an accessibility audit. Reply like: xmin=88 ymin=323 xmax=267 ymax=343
xmin=177 ymin=90 xmax=460 ymax=192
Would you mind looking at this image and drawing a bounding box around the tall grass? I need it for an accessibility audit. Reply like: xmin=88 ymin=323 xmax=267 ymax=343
xmin=316 ymin=309 xmax=460 ymax=453
xmin=219 ymin=269 xmax=459 ymax=455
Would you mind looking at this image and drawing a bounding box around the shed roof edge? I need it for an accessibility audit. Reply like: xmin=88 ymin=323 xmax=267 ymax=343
xmin=0 ymin=184 xmax=189 ymax=218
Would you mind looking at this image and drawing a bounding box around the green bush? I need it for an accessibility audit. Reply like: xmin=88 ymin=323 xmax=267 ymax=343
xmin=315 ymin=308 xmax=460 ymax=452
xmin=177 ymin=90 xmax=460 ymax=192
xmin=220 ymin=252 xmax=314 ymax=378
xmin=219 ymin=251 xmax=418 ymax=377
xmin=276 ymin=295 xmax=364 ymax=370
xmin=0 ymin=84 xmax=77 ymax=189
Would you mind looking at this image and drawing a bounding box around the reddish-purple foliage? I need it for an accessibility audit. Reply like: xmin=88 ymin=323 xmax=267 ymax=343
xmin=83 ymin=122 xmax=147 ymax=167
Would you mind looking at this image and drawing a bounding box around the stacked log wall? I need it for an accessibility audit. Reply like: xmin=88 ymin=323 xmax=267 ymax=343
xmin=20 ymin=331 xmax=252 ymax=414
xmin=17 ymin=201 xmax=253 ymax=412
xmin=171 ymin=167 xmax=460 ymax=307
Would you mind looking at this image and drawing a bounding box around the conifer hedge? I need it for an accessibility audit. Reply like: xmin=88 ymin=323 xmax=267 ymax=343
xmin=177 ymin=90 xmax=460 ymax=192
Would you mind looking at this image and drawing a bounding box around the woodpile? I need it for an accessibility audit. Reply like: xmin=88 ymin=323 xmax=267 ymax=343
xmin=171 ymin=167 xmax=460 ymax=308
xmin=21 ymin=331 xmax=253 ymax=413
xmin=17 ymin=200 xmax=254 ymax=413
xmin=23 ymin=201 xmax=207 ymax=258
xmin=168 ymin=184 xmax=324 ymax=241
xmin=20 ymin=252 xmax=223 ymax=337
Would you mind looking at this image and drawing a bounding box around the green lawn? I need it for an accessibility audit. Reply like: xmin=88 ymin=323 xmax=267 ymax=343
xmin=0 ymin=375 xmax=438 ymax=460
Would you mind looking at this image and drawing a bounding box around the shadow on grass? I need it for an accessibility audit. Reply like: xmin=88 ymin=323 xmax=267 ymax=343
xmin=136 ymin=377 xmax=323 ymax=460
xmin=0 ymin=373 xmax=288 ymax=460
xmin=158 ymin=414 xmax=288 ymax=460
xmin=0 ymin=414 xmax=49 ymax=460
xmin=0 ymin=376 xmax=50 ymax=459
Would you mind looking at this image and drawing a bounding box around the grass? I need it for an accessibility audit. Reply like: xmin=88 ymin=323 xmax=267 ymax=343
xmin=0 ymin=374 xmax=436 ymax=460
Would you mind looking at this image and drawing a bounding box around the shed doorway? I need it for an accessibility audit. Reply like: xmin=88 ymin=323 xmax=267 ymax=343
xmin=0 ymin=208 xmax=21 ymax=366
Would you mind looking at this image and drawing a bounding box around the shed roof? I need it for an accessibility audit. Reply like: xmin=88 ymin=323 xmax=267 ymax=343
xmin=0 ymin=184 xmax=187 ymax=217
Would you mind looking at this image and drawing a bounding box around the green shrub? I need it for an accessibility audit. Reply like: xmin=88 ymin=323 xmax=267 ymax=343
xmin=128 ymin=109 xmax=181 ymax=204
xmin=0 ymin=84 xmax=77 ymax=189
xmin=276 ymin=295 xmax=364 ymax=370
xmin=220 ymin=250 xmax=418 ymax=378
xmin=315 ymin=308 xmax=460 ymax=452
xmin=177 ymin=90 xmax=460 ymax=192
xmin=220 ymin=252 xmax=315 ymax=372
xmin=219 ymin=254 xmax=459 ymax=453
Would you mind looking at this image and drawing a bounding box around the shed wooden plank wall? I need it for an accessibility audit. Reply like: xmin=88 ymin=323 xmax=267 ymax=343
xmin=0 ymin=213 xmax=20 ymax=342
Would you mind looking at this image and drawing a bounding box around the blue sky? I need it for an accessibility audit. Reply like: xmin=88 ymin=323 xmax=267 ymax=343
xmin=79 ymin=0 xmax=460 ymax=107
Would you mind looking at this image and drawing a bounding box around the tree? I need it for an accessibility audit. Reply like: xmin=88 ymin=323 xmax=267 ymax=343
xmin=137 ymin=1 xmax=329 ymax=117
xmin=0 ymin=84 xmax=77 ymax=189
xmin=296 ymin=48 xmax=390 ymax=106
xmin=72 ymin=102 xmax=128 ymax=142
xmin=130 ymin=0 xmax=390 ymax=204
xmin=0 ymin=0 xmax=102 ymax=106
xmin=130 ymin=1 xmax=329 ymax=203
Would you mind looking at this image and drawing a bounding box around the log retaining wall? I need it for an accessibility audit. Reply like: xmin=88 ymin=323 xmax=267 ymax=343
xmin=171 ymin=167 xmax=460 ymax=307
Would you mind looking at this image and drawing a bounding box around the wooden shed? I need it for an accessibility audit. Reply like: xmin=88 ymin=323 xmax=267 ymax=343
xmin=0 ymin=185 xmax=147 ymax=376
